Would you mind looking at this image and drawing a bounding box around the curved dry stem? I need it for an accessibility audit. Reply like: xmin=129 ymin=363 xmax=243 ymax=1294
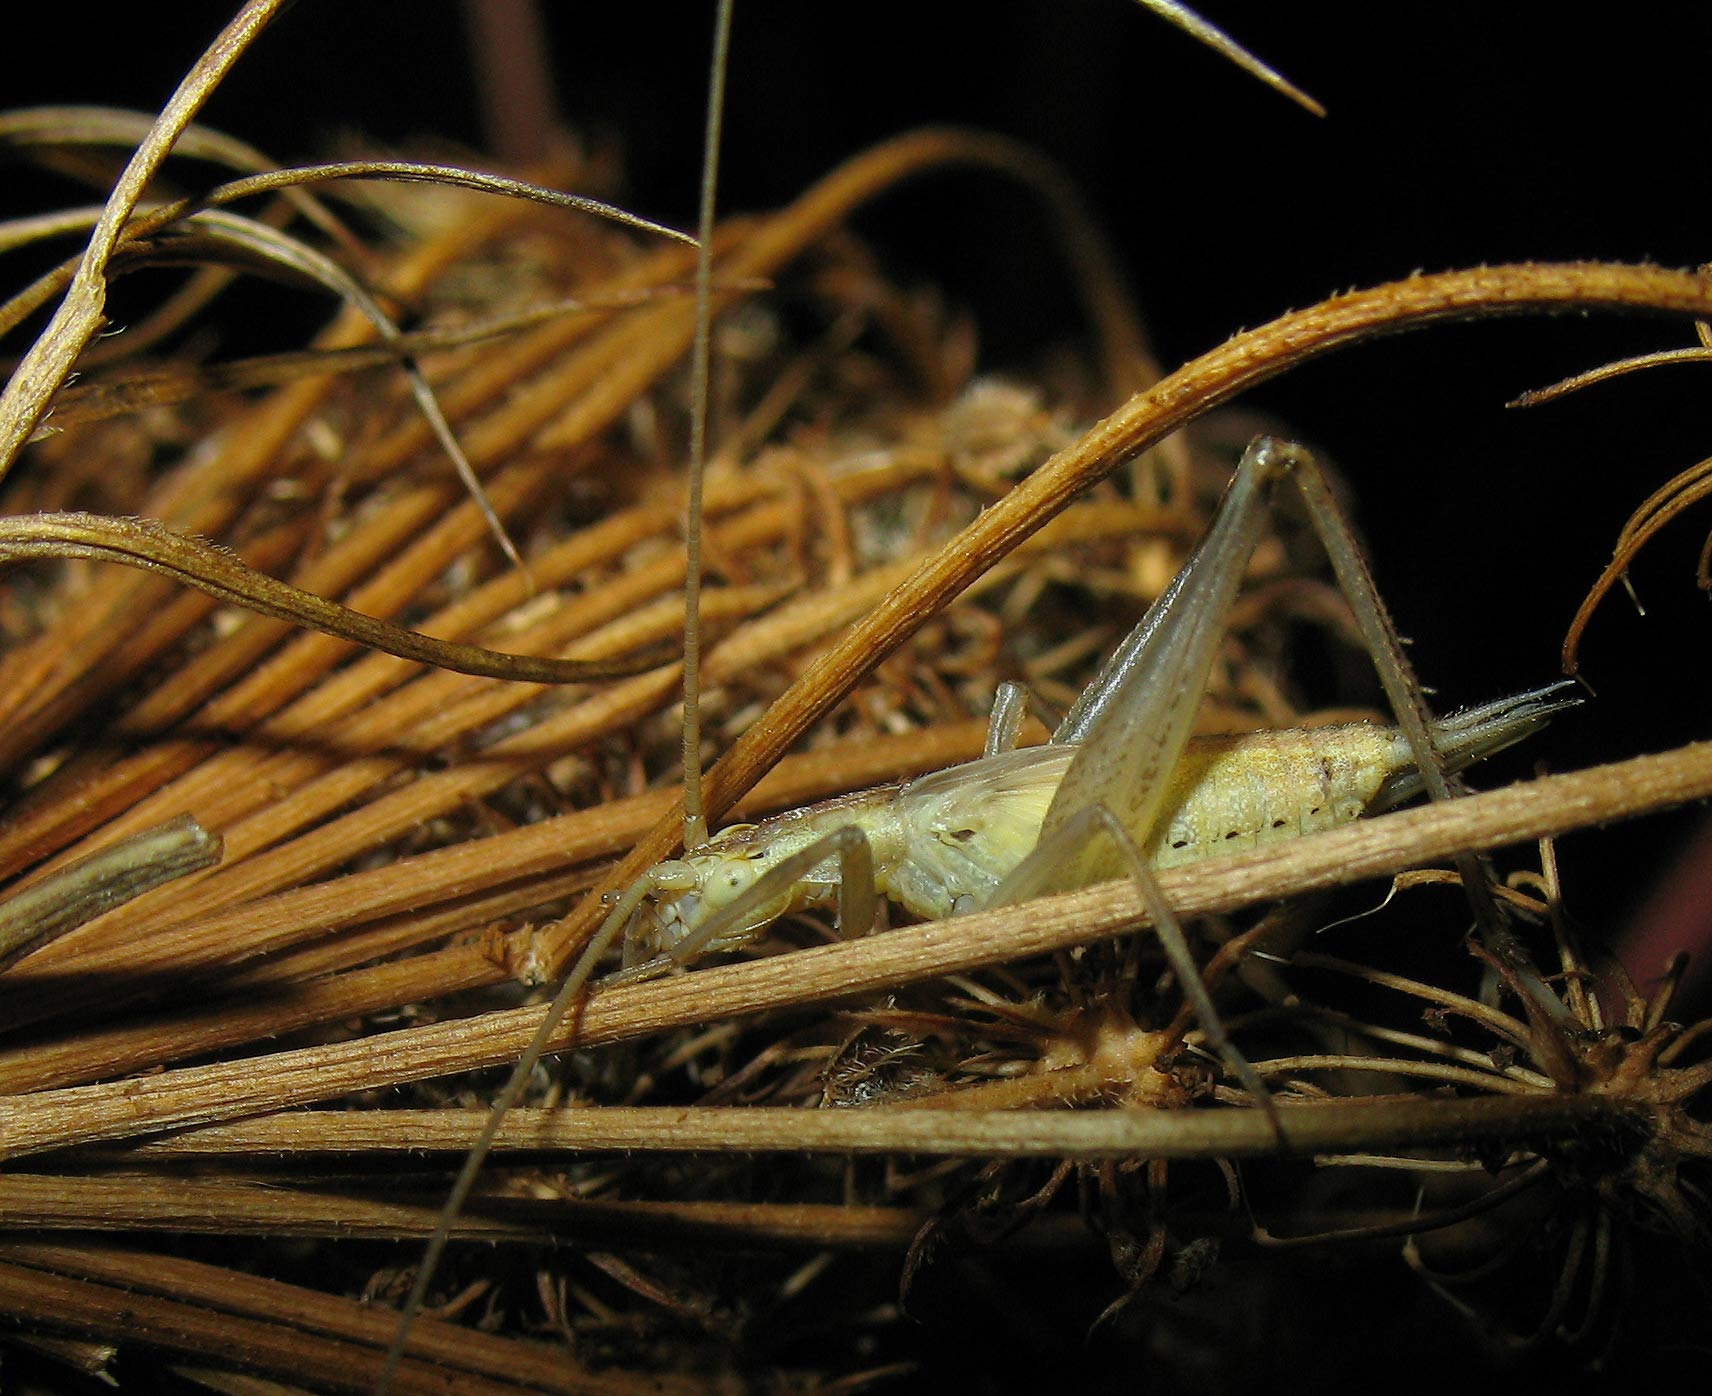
xmin=1287 ymin=1006 xmax=1556 ymax=1090
xmin=195 ymin=159 xmax=693 ymax=245
xmin=1256 ymin=1159 xmax=1553 ymax=1248
xmin=1562 ymin=450 xmax=1712 ymax=672
xmin=1511 ymin=343 xmax=1712 ymax=407
xmin=1 ymin=158 xmax=691 ymax=301
xmin=0 ymin=0 xmax=289 ymax=471
xmin=1287 ymin=950 xmax=1538 ymax=1053
xmin=1248 ymin=1053 xmax=1537 ymax=1095
xmin=0 ymin=104 xmax=357 ymax=250
xmin=0 ymin=513 xmax=661 ymax=683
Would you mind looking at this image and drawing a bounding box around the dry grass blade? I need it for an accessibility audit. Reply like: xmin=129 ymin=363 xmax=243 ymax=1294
xmin=95 ymin=1092 xmax=1634 ymax=1166
xmin=1135 ymin=0 xmax=1326 ymax=116
xmin=0 ymin=1176 xmax=1009 ymax=1252
xmin=0 ymin=512 xmax=663 ymax=682
xmin=1562 ymin=449 xmax=1712 ymax=671
xmin=0 ymin=0 xmax=288 ymax=468
xmin=38 ymin=281 xmax=759 ymax=430
xmin=0 ymin=1242 xmax=678 ymax=1395
xmin=194 ymin=159 xmax=694 ymax=245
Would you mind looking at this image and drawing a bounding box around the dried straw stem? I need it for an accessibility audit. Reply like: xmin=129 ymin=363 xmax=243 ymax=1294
xmin=90 ymin=1091 xmax=1635 ymax=1167
xmin=0 ymin=1241 xmax=689 ymax=1396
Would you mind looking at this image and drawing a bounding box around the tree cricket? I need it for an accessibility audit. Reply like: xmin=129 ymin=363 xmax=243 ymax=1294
xmin=577 ymin=433 xmax=1577 ymax=1117
xmin=608 ymin=439 xmax=1576 ymax=990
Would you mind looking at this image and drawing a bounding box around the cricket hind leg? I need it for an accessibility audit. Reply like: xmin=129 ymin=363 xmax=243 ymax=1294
xmin=1042 ymin=437 xmax=1557 ymax=1013
xmin=992 ymin=800 xmax=1284 ymax=1135
xmin=1274 ymin=446 xmax=1566 ymax=1023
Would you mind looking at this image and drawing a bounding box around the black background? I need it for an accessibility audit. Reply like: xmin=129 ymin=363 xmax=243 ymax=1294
xmin=10 ymin=1 xmax=1712 ymax=985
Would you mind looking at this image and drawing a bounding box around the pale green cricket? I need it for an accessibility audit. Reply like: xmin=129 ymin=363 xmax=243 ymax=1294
xmin=614 ymin=436 xmax=1575 ymax=982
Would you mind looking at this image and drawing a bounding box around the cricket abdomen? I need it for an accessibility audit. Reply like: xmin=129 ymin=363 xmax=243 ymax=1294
xmin=1150 ymin=725 xmax=1405 ymax=869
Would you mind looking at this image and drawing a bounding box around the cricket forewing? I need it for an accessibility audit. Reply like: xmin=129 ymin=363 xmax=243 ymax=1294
xmin=1042 ymin=441 xmax=1289 ymax=889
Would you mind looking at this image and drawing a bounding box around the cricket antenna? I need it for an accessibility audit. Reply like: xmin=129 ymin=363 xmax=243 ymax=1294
xmin=373 ymin=8 xmax=733 ymax=1391
xmin=681 ymin=0 xmax=736 ymax=853
xmin=1138 ymin=0 xmax=1326 ymax=118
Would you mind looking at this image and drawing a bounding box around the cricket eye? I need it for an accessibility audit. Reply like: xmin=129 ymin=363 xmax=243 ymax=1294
xmin=713 ymin=860 xmax=758 ymax=902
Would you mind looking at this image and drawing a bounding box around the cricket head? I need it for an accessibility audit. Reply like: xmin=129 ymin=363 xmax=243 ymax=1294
xmin=628 ymin=822 xmax=812 ymax=964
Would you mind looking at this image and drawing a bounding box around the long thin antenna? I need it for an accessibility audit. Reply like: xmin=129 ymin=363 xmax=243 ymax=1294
xmin=375 ymin=9 xmax=734 ymax=1390
xmin=681 ymin=0 xmax=736 ymax=852
xmin=1136 ymin=0 xmax=1325 ymax=118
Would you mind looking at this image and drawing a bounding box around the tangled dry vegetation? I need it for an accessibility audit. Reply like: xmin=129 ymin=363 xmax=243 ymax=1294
xmin=2 ymin=7 xmax=1712 ymax=1394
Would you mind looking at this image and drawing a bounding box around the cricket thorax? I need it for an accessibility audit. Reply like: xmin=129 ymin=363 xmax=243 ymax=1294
xmin=889 ymin=745 xmax=1074 ymax=919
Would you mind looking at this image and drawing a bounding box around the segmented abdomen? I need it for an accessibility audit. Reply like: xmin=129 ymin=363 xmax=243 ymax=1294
xmin=1150 ymin=725 xmax=1404 ymax=868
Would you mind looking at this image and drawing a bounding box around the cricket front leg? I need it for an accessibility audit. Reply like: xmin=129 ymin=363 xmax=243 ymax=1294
xmin=1275 ymin=445 xmax=1562 ymax=1015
